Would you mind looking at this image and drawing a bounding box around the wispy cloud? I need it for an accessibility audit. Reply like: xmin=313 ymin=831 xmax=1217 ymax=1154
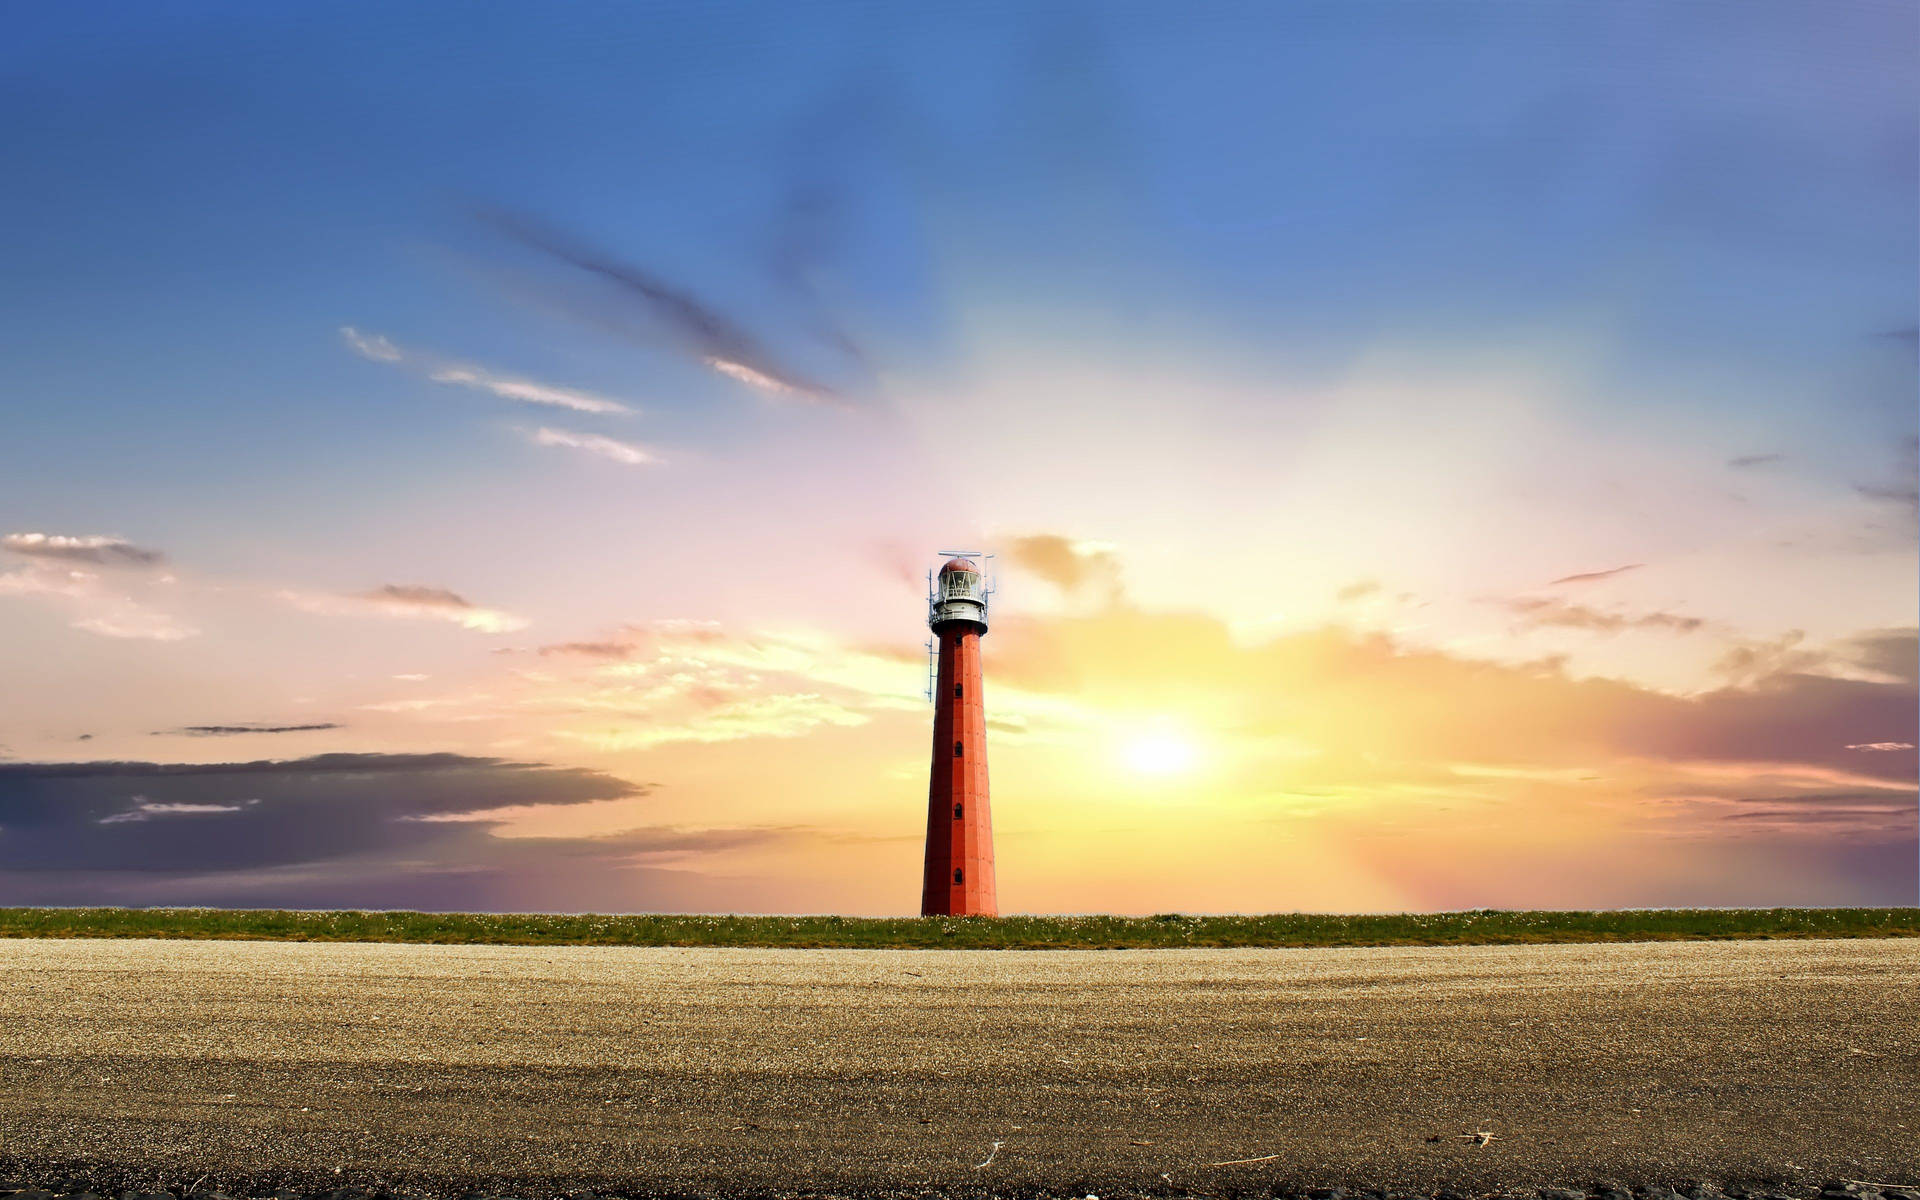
xmin=339 ymin=327 xmax=402 ymax=362
xmin=1854 ymin=433 xmax=1919 ymax=517
xmin=562 ymin=692 xmax=871 ymax=751
xmin=282 ymin=583 xmax=528 ymax=633
xmin=1856 ymin=480 xmax=1919 ymax=511
xmin=525 ymin=426 xmax=662 ymax=466
xmin=1499 ymin=596 xmax=1704 ymax=635
xmin=98 ymin=796 xmax=254 ymax=824
xmin=69 ymin=612 xmax=198 ymax=640
xmin=1727 ymin=453 xmax=1784 ymax=470
xmin=0 ymin=565 xmax=196 ymax=641
xmin=427 ymin=367 xmax=628 ymax=415
xmin=455 ymin=620 xmax=922 ymax=750
xmin=340 ymin=326 xmax=631 ymax=415
xmin=3 ymin=532 xmax=164 ymax=568
xmin=1547 ymin=563 xmax=1642 ymax=586
xmin=1713 ymin=630 xmax=1825 ymax=685
xmin=703 ymin=358 xmax=808 ymax=400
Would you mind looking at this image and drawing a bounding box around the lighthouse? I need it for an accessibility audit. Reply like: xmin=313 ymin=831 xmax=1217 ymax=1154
xmin=921 ymin=554 xmax=997 ymax=917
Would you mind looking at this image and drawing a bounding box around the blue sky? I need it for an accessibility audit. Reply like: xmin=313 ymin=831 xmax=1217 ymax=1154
xmin=1 ymin=2 xmax=1913 ymax=912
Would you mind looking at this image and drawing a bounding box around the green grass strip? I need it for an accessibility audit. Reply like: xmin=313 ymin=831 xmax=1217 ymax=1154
xmin=0 ymin=906 xmax=1913 ymax=948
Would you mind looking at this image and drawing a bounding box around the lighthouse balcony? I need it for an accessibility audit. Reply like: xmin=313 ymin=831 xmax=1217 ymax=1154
xmin=929 ymin=596 xmax=988 ymax=631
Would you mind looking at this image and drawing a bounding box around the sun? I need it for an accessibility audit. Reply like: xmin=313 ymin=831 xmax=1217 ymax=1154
xmin=1124 ymin=730 xmax=1200 ymax=777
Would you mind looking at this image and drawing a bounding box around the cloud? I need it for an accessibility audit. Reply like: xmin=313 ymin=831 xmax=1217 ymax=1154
xmin=0 ymin=752 xmax=643 ymax=871
xmin=341 ymin=326 xmax=631 ymax=415
xmin=3 ymin=533 xmax=165 ymax=568
xmin=163 ymin=723 xmax=343 ymax=737
xmin=477 ymin=209 xmax=850 ymax=407
xmin=1336 ymin=579 xmax=1381 ymax=603
xmin=991 ymin=607 xmax=1918 ymax=788
xmin=0 ymin=564 xmax=197 ymax=641
xmin=511 ymin=608 xmax=1912 ymax=828
xmin=525 ymin=426 xmax=662 ymax=466
xmin=1847 ymin=742 xmax=1915 ymax=752
xmin=1546 ymin=563 xmax=1643 ymax=586
xmin=282 ymin=584 xmax=528 ymax=633
xmin=8 ymin=595 xmax=1915 ymax=910
xmin=1727 ymin=453 xmax=1784 ymax=469
xmin=1712 ymin=630 xmax=1825 ymax=685
xmin=1498 ymin=596 xmax=1705 ymax=635
xmin=0 ymin=752 xmax=813 ymax=911
xmin=1006 ymin=535 xmax=1122 ymax=601
xmin=1843 ymin=628 xmax=1918 ymax=686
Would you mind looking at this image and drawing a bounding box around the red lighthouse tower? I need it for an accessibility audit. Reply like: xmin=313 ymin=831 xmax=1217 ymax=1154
xmin=922 ymin=554 xmax=996 ymax=916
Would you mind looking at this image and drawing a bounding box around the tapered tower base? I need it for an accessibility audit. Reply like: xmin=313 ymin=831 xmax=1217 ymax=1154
xmin=921 ymin=623 xmax=996 ymax=917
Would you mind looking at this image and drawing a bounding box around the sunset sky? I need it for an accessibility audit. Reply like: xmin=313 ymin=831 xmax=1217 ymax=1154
xmin=1 ymin=1 xmax=1914 ymax=912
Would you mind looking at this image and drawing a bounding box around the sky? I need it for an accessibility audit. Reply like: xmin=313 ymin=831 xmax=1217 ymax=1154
xmin=0 ymin=1 xmax=1914 ymax=913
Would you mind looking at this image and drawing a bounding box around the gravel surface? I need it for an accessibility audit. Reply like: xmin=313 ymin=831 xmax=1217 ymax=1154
xmin=0 ymin=938 xmax=1914 ymax=1198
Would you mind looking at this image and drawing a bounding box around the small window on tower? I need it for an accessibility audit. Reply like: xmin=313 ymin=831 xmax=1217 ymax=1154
xmin=954 ymin=740 xmax=963 ymax=757
xmin=954 ymin=802 xmax=963 ymax=820
xmin=954 ymin=867 xmax=964 ymax=885
xmin=954 ymin=683 xmax=962 ymax=699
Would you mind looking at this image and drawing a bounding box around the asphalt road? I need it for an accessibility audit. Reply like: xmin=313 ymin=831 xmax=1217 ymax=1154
xmin=0 ymin=938 xmax=1915 ymax=1197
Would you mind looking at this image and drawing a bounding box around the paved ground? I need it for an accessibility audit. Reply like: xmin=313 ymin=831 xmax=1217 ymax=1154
xmin=0 ymin=938 xmax=1914 ymax=1197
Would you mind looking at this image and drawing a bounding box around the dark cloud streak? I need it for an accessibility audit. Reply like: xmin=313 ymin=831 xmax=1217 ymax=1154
xmin=478 ymin=209 xmax=851 ymax=407
xmin=538 ymin=642 xmax=633 ymax=659
xmin=364 ymin=584 xmax=473 ymax=610
xmin=164 ymin=723 xmax=344 ymax=736
xmin=1547 ymin=563 xmax=1642 ymax=586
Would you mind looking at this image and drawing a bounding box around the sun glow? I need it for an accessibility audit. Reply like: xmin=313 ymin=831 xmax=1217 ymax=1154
xmin=1124 ymin=729 xmax=1200 ymax=777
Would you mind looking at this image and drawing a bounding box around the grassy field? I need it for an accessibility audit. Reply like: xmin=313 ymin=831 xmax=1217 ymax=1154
xmin=0 ymin=905 xmax=1913 ymax=948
